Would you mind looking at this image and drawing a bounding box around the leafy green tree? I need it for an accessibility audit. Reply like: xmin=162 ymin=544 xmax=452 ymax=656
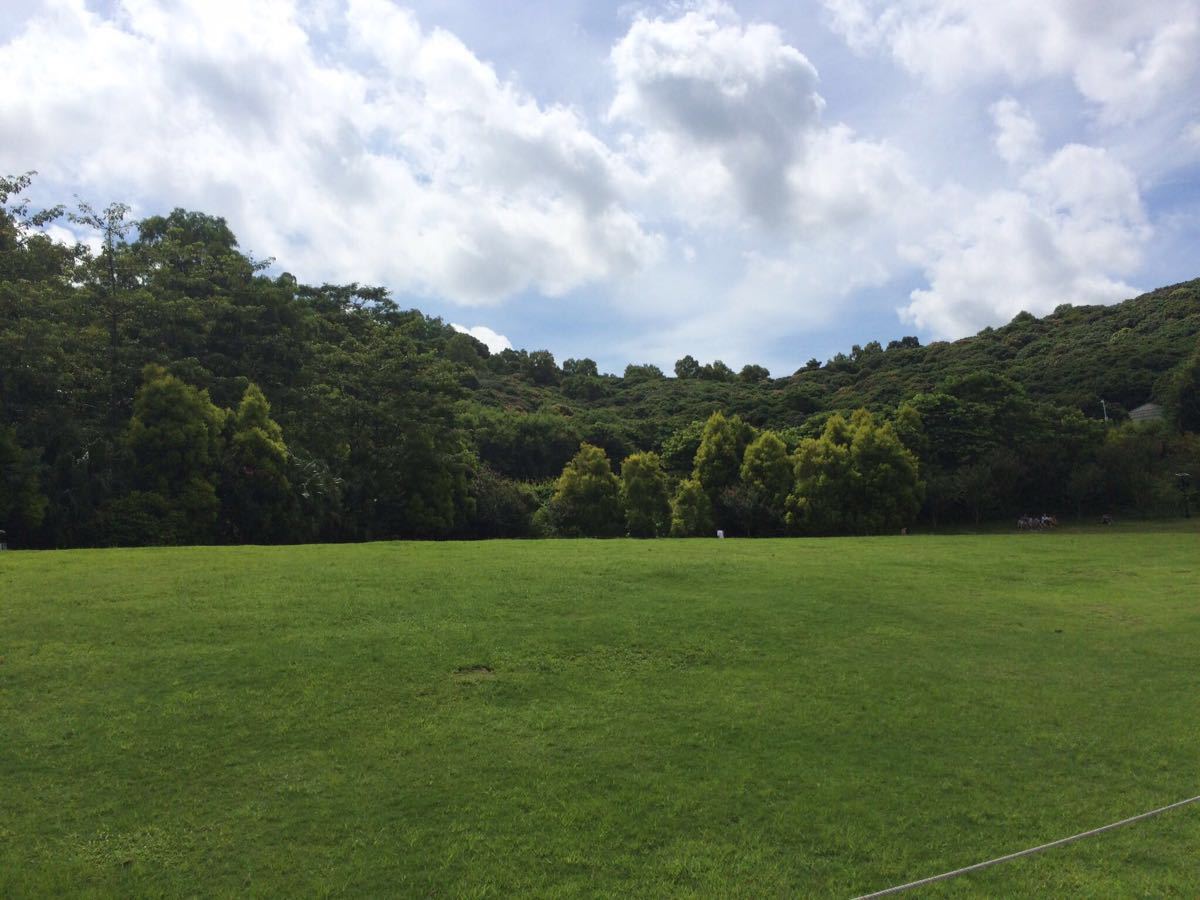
xmin=445 ymin=332 xmax=488 ymax=369
xmin=787 ymin=410 xmax=922 ymax=534
xmin=124 ymin=365 xmax=226 ymax=542
xmin=525 ymin=350 xmax=560 ymax=385
xmin=660 ymin=420 xmax=706 ymax=475
xmin=693 ymin=411 xmax=747 ymax=499
xmin=548 ymin=443 xmax=623 ymax=537
xmin=562 ymin=357 xmax=598 ymax=378
xmin=674 ymin=355 xmax=701 ymax=379
xmin=669 ymin=478 xmax=714 ymax=537
xmin=739 ymin=364 xmax=770 ymax=383
xmin=620 ymin=451 xmax=670 ymax=537
xmin=624 ymin=363 xmax=664 ymax=380
xmin=223 ymin=383 xmax=297 ymax=542
xmin=1096 ymin=420 xmax=1175 ymax=515
xmin=699 ymin=360 xmax=736 ymax=382
xmin=467 ymin=407 xmax=581 ymax=480
xmin=71 ymin=199 xmax=146 ymax=434
xmin=738 ymin=430 xmax=792 ymax=534
xmin=467 ymin=466 xmax=538 ymax=538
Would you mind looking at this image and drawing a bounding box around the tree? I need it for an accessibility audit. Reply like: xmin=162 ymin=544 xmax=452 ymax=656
xmin=660 ymin=420 xmax=707 ymax=475
xmin=71 ymin=199 xmax=143 ymax=434
xmin=693 ymin=411 xmax=746 ymax=499
xmin=548 ymin=443 xmax=623 ymax=537
xmin=446 ymin=332 xmax=488 ymax=369
xmin=123 ymin=365 xmax=226 ymax=543
xmin=738 ymin=430 xmax=793 ymax=534
xmin=739 ymin=364 xmax=771 ymax=383
xmin=562 ymin=357 xmax=598 ymax=378
xmin=1169 ymin=340 xmax=1200 ymax=433
xmin=669 ymin=478 xmax=714 ymax=537
xmin=223 ymin=383 xmax=297 ymax=542
xmin=699 ymin=360 xmax=735 ymax=382
xmin=0 ymin=419 xmax=47 ymax=541
xmin=787 ymin=410 xmax=922 ymax=534
xmin=674 ymin=355 xmax=701 ymax=379
xmin=624 ymin=363 xmax=664 ymax=380
xmin=467 ymin=466 xmax=538 ymax=538
xmin=620 ymin=451 xmax=670 ymax=537
xmin=525 ymin=350 xmax=560 ymax=385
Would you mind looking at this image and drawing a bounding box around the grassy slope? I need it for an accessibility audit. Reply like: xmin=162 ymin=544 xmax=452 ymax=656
xmin=3 ymin=531 xmax=1199 ymax=897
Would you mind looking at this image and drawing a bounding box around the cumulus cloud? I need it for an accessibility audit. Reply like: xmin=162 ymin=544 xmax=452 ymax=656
xmin=609 ymin=1 xmax=825 ymax=226
xmin=601 ymin=0 xmax=926 ymax=356
xmin=0 ymin=1 xmax=1180 ymax=369
xmin=822 ymin=0 xmax=1200 ymax=122
xmin=450 ymin=323 xmax=512 ymax=354
xmin=902 ymin=106 xmax=1151 ymax=336
xmin=0 ymin=0 xmax=660 ymax=305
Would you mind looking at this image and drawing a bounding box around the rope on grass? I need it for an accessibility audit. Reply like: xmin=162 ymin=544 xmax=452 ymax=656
xmin=851 ymin=793 xmax=1200 ymax=899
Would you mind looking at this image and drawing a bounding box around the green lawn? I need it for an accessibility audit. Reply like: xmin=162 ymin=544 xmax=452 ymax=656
xmin=3 ymin=529 xmax=1199 ymax=897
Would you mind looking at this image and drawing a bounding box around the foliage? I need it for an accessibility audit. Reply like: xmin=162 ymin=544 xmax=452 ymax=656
xmin=465 ymin=466 xmax=539 ymax=538
xmin=620 ymin=451 xmax=671 ymax=537
xmin=222 ymin=383 xmax=297 ymax=543
xmin=787 ymin=410 xmax=922 ymax=534
xmin=693 ymin=411 xmax=749 ymax=499
xmin=0 ymin=419 xmax=47 ymax=536
xmin=669 ymin=477 xmax=714 ymax=537
xmin=548 ymin=443 xmax=623 ymax=537
xmin=124 ymin=365 xmax=226 ymax=542
xmin=1 ymin=174 xmax=1197 ymax=545
xmin=737 ymin=430 xmax=792 ymax=535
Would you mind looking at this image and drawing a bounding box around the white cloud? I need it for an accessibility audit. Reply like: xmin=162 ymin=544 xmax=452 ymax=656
xmin=902 ymin=127 xmax=1151 ymax=336
xmin=823 ymin=0 xmax=1200 ymax=122
xmin=0 ymin=0 xmax=660 ymax=305
xmin=990 ymin=97 xmax=1042 ymax=167
xmin=609 ymin=1 xmax=826 ymax=227
xmin=0 ymin=0 xmax=1183 ymax=370
xmin=450 ymin=323 xmax=512 ymax=353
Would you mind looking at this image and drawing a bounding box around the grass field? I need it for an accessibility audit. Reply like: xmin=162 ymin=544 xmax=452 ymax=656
xmin=3 ymin=527 xmax=1199 ymax=897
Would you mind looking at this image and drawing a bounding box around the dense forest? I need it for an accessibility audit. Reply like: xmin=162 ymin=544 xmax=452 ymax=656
xmin=2 ymin=173 xmax=1198 ymax=547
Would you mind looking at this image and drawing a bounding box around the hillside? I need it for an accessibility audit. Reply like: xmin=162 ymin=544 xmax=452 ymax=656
xmin=2 ymin=183 xmax=1198 ymax=546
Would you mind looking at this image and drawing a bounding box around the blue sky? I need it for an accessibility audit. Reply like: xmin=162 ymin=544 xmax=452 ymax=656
xmin=2 ymin=0 xmax=1198 ymax=375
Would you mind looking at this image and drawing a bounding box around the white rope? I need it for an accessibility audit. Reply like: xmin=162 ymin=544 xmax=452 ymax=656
xmin=851 ymin=793 xmax=1200 ymax=899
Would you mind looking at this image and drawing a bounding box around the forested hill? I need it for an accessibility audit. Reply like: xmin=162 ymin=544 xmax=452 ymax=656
xmin=2 ymin=177 xmax=1199 ymax=546
xmin=471 ymin=278 xmax=1200 ymax=436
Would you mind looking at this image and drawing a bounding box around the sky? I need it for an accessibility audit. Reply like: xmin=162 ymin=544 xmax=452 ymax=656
xmin=2 ymin=0 xmax=1198 ymax=375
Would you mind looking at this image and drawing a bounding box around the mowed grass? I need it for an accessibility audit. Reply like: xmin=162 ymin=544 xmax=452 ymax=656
xmin=2 ymin=529 xmax=1199 ymax=898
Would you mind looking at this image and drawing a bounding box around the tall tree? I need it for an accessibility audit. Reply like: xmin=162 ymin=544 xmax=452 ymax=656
xmin=620 ymin=451 xmax=671 ymax=537
xmin=738 ymin=430 xmax=793 ymax=534
xmin=787 ymin=410 xmax=922 ymax=534
xmin=223 ymin=383 xmax=296 ymax=543
xmin=121 ymin=365 xmax=226 ymax=543
xmin=693 ymin=411 xmax=747 ymax=500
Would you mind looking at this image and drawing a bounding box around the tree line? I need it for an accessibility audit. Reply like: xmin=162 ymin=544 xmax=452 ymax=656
xmin=2 ymin=174 xmax=1198 ymax=546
